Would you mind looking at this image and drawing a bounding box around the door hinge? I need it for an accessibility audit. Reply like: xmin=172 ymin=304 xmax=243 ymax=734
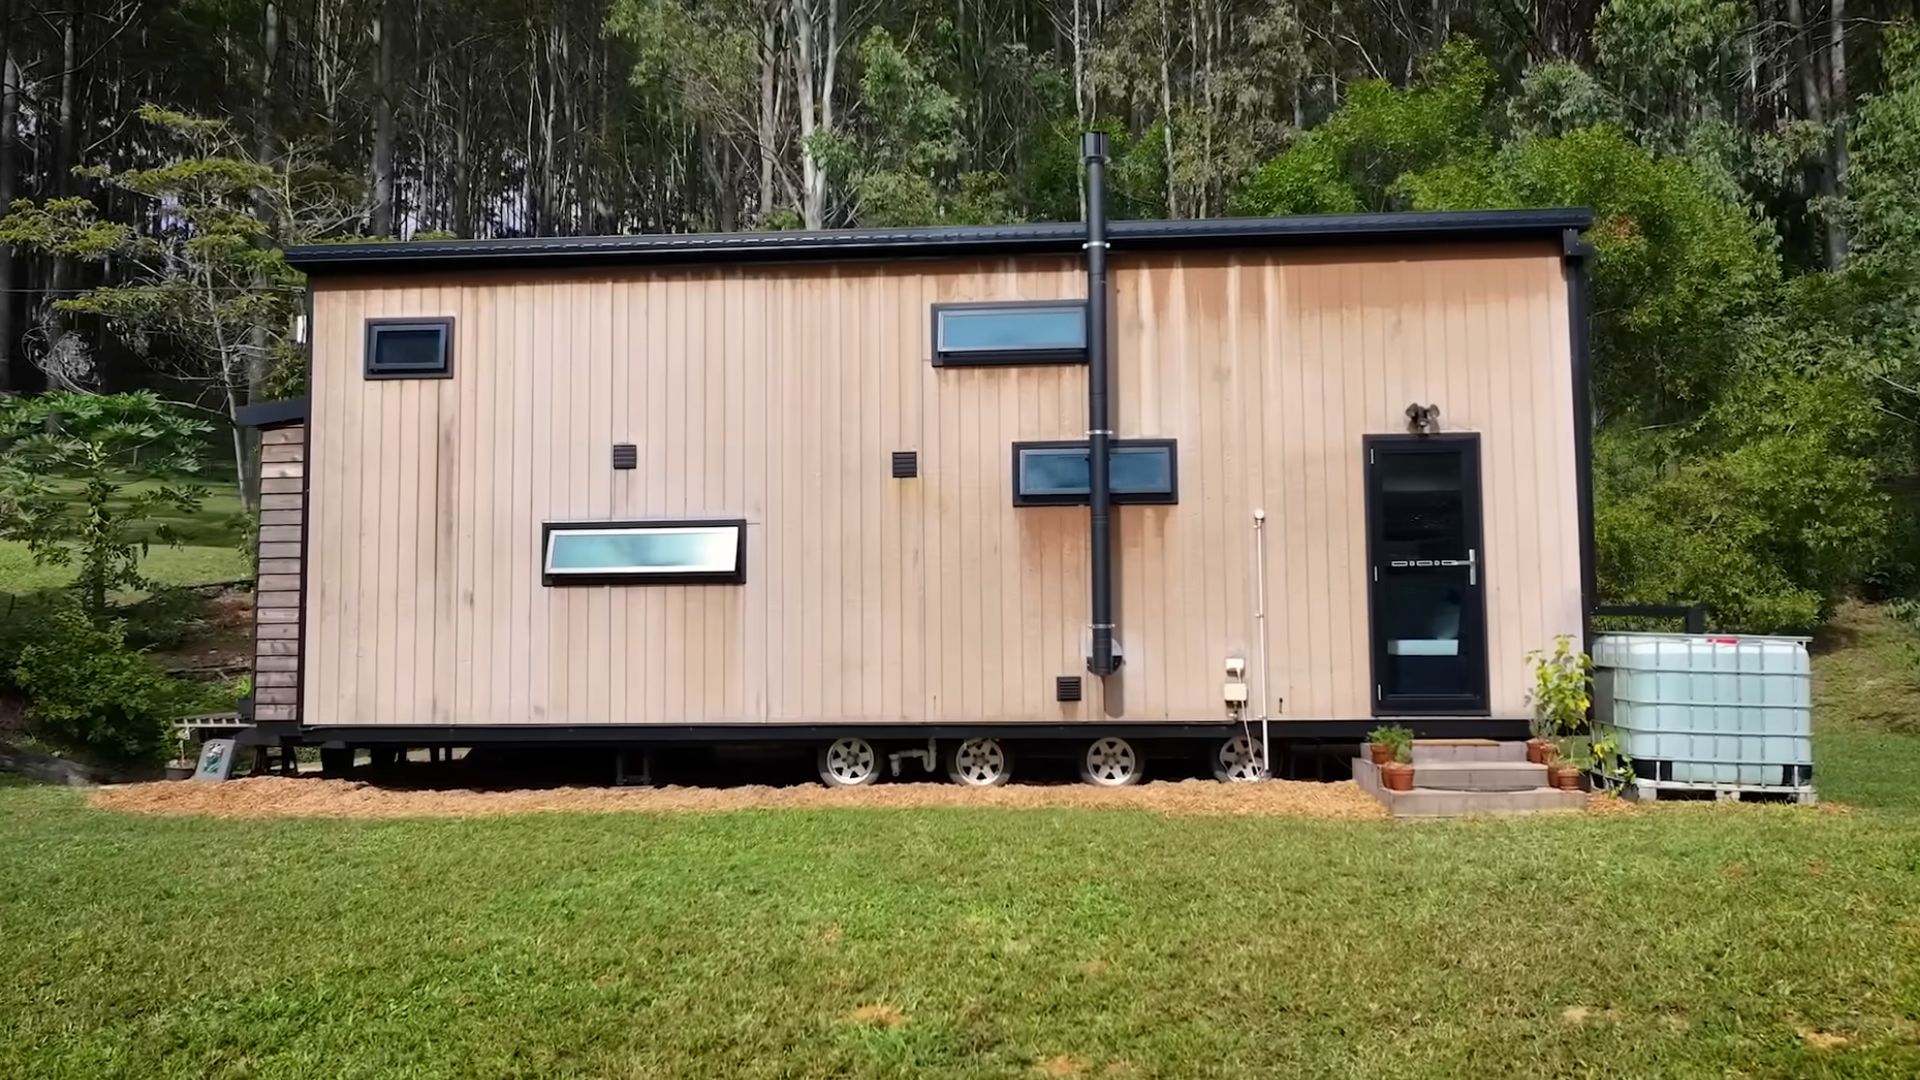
xmin=1372 ymin=566 xmax=1378 ymax=582
xmin=1368 ymin=447 xmax=1375 ymax=465
xmin=1375 ymin=684 xmax=1382 ymax=702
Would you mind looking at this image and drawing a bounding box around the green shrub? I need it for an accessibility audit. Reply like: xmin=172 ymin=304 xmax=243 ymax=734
xmin=12 ymin=599 xmax=184 ymax=765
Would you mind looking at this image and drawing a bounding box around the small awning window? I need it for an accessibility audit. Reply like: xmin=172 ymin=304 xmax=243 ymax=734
xmin=542 ymin=520 xmax=746 ymax=585
xmin=932 ymin=301 xmax=1087 ymax=366
xmin=1012 ymin=440 xmax=1178 ymax=506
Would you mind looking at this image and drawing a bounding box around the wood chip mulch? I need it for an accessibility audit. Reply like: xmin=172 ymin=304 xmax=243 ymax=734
xmin=89 ymin=776 xmax=1392 ymax=820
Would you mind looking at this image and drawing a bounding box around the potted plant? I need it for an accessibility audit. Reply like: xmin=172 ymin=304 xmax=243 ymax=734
xmin=1526 ymin=636 xmax=1592 ymax=763
xmin=1380 ymin=741 xmax=1416 ymax=791
xmin=1367 ymin=724 xmax=1412 ymax=766
xmin=1549 ymin=738 xmax=1586 ymax=791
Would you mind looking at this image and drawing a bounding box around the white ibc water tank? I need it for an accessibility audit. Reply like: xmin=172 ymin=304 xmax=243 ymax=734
xmin=1591 ymin=632 xmax=1813 ymax=789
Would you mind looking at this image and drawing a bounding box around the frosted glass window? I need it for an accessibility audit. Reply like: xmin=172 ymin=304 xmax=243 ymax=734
xmin=543 ymin=522 xmax=745 ymax=585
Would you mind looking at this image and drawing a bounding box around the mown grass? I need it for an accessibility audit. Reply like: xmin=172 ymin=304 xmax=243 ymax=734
xmin=0 ymin=605 xmax=1913 ymax=1077
xmin=0 ymin=479 xmax=250 ymax=596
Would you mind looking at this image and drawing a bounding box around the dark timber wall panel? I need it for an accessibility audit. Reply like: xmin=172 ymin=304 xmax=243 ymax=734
xmin=253 ymin=422 xmax=306 ymax=722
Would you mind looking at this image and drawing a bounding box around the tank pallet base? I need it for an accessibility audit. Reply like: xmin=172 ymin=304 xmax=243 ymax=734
xmin=1610 ymin=776 xmax=1817 ymax=805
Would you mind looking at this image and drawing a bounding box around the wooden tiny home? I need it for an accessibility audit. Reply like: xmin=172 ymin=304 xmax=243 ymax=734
xmin=254 ymin=148 xmax=1594 ymax=785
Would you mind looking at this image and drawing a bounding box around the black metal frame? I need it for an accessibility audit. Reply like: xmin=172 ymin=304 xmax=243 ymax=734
xmin=287 ymin=209 xmax=1594 ymax=276
xmin=364 ymin=316 xmax=455 ymax=380
xmin=1010 ymin=438 xmax=1178 ymax=507
xmin=1363 ymin=433 xmax=1491 ymax=717
xmin=541 ymin=518 xmax=748 ymax=587
xmin=252 ymin=716 xmax=1533 ymax=748
xmin=929 ymin=299 xmax=1089 ymax=367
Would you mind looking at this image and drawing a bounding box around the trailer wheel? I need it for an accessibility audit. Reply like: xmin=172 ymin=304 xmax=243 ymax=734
xmin=1211 ymin=735 xmax=1268 ymax=783
xmin=1078 ymin=736 xmax=1144 ymax=787
xmin=945 ymin=738 xmax=1012 ymax=787
xmin=817 ymin=737 xmax=882 ymax=787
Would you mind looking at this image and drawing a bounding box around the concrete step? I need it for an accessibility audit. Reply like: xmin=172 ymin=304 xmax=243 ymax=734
xmin=1411 ymin=739 xmax=1529 ymax=764
xmin=1351 ymin=757 xmax=1586 ymax=818
xmin=1381 ymin=786 xmax=1587 ymax=818
xmin=1409 ymin=760 xmax=1548 ymax=791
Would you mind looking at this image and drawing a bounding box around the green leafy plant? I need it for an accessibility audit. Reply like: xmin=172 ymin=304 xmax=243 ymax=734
xmin=12 ymin=598 xmax=187 ymax=765
xmin=1526 ymin=636 xmax=1593 ymax=740
xmin=0 ymin=391 xmax=211 ymax=621
xmin=1391 ymin=740 xmax=1414 ymax=766
xmin=1368 ymin=724 xmax=1415 ymax=757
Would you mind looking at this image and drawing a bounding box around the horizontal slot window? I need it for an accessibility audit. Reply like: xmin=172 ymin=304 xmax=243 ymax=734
xmin=1013 ymin=440 xmax=1177 ymax=506
xmin=542 ymin=520 xmax=746 ymax=586
xmin=932 ymin=301 xmax=1086 ymax=366
xmin=365 ymin=318 xmax=453 ymax=379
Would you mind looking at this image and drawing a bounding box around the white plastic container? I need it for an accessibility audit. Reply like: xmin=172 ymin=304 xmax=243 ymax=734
xmin=1591 ymin=632 xmax=1812 ymax=789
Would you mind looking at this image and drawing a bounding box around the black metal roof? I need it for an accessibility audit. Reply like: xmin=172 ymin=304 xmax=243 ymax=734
xmin=284 ymin=208 xmax=1592 ymax=276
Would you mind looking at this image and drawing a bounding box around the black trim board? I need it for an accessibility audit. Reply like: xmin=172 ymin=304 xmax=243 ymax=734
xmin=235 ymin=397 xmax=308 ymax=429
xmin=256 ymin=718 xmax=1534 ymax=746
xmin=1562 ymin=228 xmax=1599 ymax=646
xmin=286 ymin=209 xmax=1594 ymax=276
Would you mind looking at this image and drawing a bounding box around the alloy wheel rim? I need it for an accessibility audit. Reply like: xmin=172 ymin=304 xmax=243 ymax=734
xmin=1085 ymin=737 xmax=1137 ymax=785
xmin=1218 ymin=735 xmax=1265 ymax=782
xmin=826 ymin=737 xmax=877 ymax=783
xmin=953 ymin=739 xmax=1006 ymax=785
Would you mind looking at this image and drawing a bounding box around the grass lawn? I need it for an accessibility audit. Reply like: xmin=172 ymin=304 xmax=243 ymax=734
xmin=0 ymin=608 xmax=1915 ymax=1078
xmin=0 ymin=479 xmax=250 ymax=595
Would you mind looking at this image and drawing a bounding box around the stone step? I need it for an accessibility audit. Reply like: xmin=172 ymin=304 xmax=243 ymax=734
xmin=1409 ymin=760 xmax=1548 ymax=791
xmin=1411 ymin=739 xmax=1529 ymax=764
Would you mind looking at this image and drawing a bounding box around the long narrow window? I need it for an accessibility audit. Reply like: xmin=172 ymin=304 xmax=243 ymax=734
xmin=931 ymin=301 xmax=1087 ymax=366
xmin=365 ymin=318 xmax=454 ymax=379
xmin=542 ymin=520 xmax=746 ymax=586
xmin=1012 ymin=440 xmax=1178 ymax=506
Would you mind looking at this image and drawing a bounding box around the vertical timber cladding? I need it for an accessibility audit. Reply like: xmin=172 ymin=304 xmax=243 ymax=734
xmin=253 ymin=421 xmax=307 ymax=722
xmin=302 ymin=240 xmax=1583 ymax=727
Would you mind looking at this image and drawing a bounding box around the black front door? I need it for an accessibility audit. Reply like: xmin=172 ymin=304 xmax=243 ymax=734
xmin=1365 ymin=435 xmax=1490 ymax=716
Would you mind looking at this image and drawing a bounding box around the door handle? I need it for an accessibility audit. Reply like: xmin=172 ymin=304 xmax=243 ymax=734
xmin=1387 ymin=549 xmax=1477 ymax=585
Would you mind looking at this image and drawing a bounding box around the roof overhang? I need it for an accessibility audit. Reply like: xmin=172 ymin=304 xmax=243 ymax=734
xmin=285 ymin=209 xmax=1593 ymax=277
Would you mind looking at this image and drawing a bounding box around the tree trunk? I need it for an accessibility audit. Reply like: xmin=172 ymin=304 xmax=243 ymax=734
xmin=371 ymin=0 xmax=397 ymax=236
xmin=758 ymin=14 xmax=778 ymax=222
xmin=249 ymin=0 xmax=281 ymax=413
xmin=0 ymin=0 xmax=18 ymax=396
xmin=46 ymin=7 xmax=80 ymax=361
xmin=1825 ymin=0 xmax=1849 ymax=266
xmin=1785 ymin=0 xmax=1842 ymax=268
xmin=785 ymin=0 xmax=838 ymax=229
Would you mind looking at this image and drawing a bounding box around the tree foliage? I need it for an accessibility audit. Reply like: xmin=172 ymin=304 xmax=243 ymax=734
xmin=0 ymin=391 xmax=211 ymax=621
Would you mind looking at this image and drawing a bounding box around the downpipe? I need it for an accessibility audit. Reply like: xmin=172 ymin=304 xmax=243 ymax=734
xmin=1084 ymin=131 xmax=1117 ymax=678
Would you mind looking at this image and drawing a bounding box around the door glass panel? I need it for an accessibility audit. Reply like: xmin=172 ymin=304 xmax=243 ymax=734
xmin=1371 ymin=443 xmax=1485 ymax=710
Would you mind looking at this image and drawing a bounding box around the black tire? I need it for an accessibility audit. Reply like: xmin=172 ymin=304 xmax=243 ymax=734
xmin=944 ymin=738 xmax=1013 ymax=787
xmin=319 ymin=746 xmax=354 ymax=777
xmin=1077 ymin=736 xmax=1145 ymax=787
xmin=816 ymin=737 xmax=883 ymax=787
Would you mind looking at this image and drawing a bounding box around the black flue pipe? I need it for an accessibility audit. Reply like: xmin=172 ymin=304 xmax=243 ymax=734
xmin=1083 ymin=132 xmax=1117 ymax=677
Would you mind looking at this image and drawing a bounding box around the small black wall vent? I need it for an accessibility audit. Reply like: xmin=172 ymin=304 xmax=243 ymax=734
xmin=1056 ymin=675 xmax=1083 ymax=703
xmin=612 ymin=443 xmax=638 ymax=470
xmin=891 ymin=450 xmax=918 ymax=479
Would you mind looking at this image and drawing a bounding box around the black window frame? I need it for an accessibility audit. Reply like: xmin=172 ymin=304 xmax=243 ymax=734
xmin=541 ymin=518 xmax=748 ymax=587
xmin=1011 ymin=439 xmax=1179 ymax=507
xmin=930 ymin=300 xmax=1088 ymax=367
xmin=365 ymin=317 xmax=455 ymax=380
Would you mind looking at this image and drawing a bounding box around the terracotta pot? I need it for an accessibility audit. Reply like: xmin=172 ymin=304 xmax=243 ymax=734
xmin=1550 ymin=765 xmax=1583 ymax=791
xmin=1526 ymin=738 xmax=1551 ymax=764
xmin=1369 ymin=742 xmax=1394 ymax=765
xmin=1381 ymin=762 xmax=1415 ymax=791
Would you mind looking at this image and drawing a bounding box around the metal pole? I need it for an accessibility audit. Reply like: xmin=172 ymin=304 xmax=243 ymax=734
xmin=1254 ymin=509 xmax=1271 ymax=773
